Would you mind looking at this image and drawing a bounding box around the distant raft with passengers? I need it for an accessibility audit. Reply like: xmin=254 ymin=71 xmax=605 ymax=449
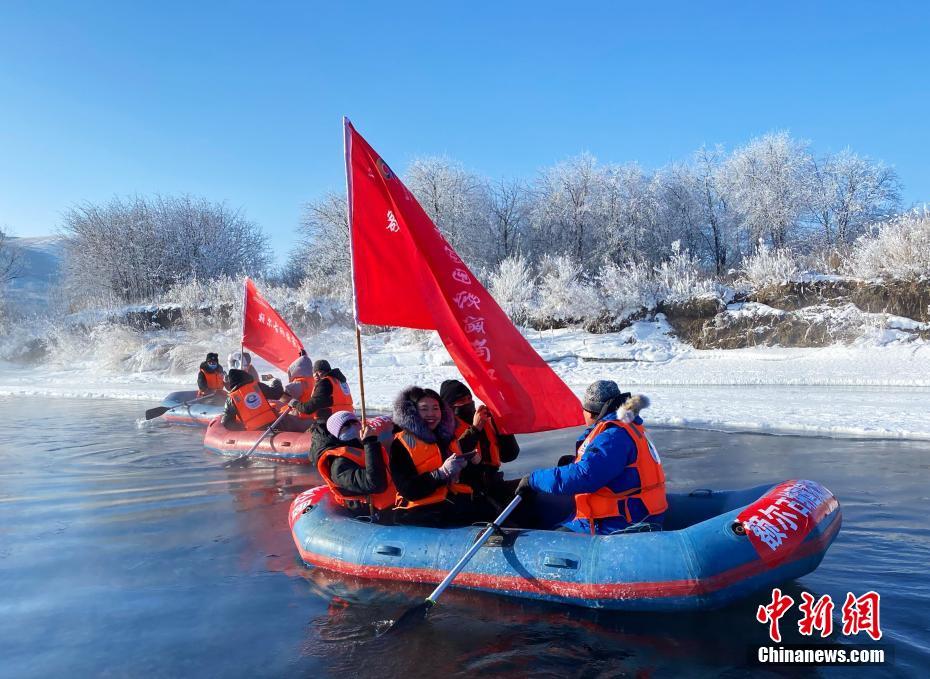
xmin=158 ymin=390 xmax=226 ymax=426
xmin=289 ymin=479 xmax=842 ymax=611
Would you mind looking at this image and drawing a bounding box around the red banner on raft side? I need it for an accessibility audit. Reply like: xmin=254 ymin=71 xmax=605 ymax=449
xmin=242 ymin=277 xmax=305 ymax=373
xmin=737 ymin=479 xmax=839 ymax=565
xmin=344 ymin=119 xmax=583 ymax=434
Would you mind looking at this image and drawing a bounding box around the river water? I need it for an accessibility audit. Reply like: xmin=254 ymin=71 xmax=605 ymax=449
xmin=0 ymin=396 xmax=926 ymax=677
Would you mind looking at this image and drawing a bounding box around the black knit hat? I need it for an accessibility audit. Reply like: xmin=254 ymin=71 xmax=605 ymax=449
xmin=226 ymin=368 xmax=253 ymax=391
xmin=206 ymin=352 xmax=219 ymax=362
xmin=439 ymin=379 xmax=472 ymax=405
xmin=312 ymin=359 xmax=331 ymax=373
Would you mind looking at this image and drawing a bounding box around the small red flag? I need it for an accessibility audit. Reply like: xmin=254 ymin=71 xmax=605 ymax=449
xmin=242 ymin=277 xmax=304 ymax=372
xmin=345 ymin=119 xmax=582 ymax=434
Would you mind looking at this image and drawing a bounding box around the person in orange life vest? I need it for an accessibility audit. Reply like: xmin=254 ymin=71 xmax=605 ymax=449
xmin=197 ymin=352 xmax=226 ymax=400
xmin=315 ymin=411 xmax=395 ymax=519
xmin=439 ymin=379 xmax=520 ymax=502
xmin=227 ymin=351 xmax=260 ymax=382
xmin=220 ymin=368 xmax=310 ymax=432
xmin=292 ymin=359 xmax=354 ymax=422
xmin=515 ymin=380 xmax=667 ymax=535
xmin=389 ymin=385 xmax=494 ymax=527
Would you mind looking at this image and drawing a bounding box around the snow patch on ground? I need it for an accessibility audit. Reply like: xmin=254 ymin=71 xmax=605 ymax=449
xmin=1 ymin=320 xmax=928 ymax=440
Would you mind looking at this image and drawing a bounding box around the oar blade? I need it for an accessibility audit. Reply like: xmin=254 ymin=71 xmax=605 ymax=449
xmin=379 ymin=599 xmax=434 ymax=636
xmin=145 ymin=406 xmax=171 ymax=420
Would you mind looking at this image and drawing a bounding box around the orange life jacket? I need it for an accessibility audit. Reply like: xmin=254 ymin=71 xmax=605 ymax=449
xmin=573 ymin=419 xmax=668 ymax=534
xmin=198 ymin=367 xmax=225 ymax=395
xmin=453 ymin=418 xmax=502 ymax=468
xmin=393 ymin=431 xmax=472 ymax=509
xmin=317 ymin=444 xmax=397 ymax=511
xmin=230 ymin=382 xmax=278 ymax=430
xmin=321 ymin=374 xmax=354 ymax=414
xmin=288 ymin=375 xmax=317 ymax=420
xmin=291 ymin=376 xmax=316 ymax=403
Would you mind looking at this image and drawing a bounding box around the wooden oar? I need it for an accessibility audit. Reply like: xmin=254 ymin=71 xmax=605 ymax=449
xmin=145 ymin=392 xmax=218 ymax=420
xmin=382 ymin=494 xmax=523 ymax=634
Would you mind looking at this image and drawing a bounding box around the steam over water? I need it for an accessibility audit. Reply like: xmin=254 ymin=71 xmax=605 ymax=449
xmin=0 ymin=396 xmax=926 ymax=677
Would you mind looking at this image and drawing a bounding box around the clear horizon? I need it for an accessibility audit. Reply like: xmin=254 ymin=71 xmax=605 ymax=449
xmin=2 ymin=2 xmax=928 ymax=265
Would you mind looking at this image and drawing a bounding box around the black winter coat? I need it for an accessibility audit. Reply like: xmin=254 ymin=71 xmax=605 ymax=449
xmin=294 ymin=368 xmax=349 ymax=420
xmin=221 ymin=379 xmax=284 ymax=429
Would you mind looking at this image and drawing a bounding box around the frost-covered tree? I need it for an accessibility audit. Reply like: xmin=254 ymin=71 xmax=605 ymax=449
xmin=0 ymin=226 xmax=19 ymax=285
xmin=484 ymin=178 xmax=530 ymax=264
xmin=63 ymin=195 xmax=268 ymax=307
xmin=287 ymin=191 xmax=352 ymax=303
xmin=404 ymin=156 xmax=489 ymax=267
xmin=690 ymin=145 xmax=738 ymax=274
xmin=807 ymin=150 xmax=901 ymax=247
xmin=488 ymin=254 xmax=536 ymax=324
xmin=531 ymin=153 xmax=600 ymax=264
xmin=598 ymin=163 xmax=663 ymax=264
xmin=724 ymin=132 xmax=813 ymax=249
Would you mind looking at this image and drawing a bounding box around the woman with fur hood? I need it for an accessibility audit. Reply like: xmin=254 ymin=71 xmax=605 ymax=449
xmin=389 ymin=385 xmax=494 ymax=527
xmin=515 ymin=380 xmax=667 ymax=535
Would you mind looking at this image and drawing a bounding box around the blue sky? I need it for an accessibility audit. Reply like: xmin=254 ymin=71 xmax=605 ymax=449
xmin=1 ymin=1 xmax=928 ymax=264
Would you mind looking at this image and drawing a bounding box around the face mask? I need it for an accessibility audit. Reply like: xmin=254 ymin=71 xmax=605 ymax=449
xmin=338 ymin=424 xmax=361 ymax=442
xmin=207 ymin=362 xmax=218 ymax=370
xmin=455 ymin=403 xmax=476 ymax=423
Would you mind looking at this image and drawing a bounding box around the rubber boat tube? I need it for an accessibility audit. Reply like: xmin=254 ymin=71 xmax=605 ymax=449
xmin=160 ymin=390 xmax=225 ymax=427
xmin=203 ymin=417 xmax=316 ymax=463
xmin=289 ymin=479 xmax=841 ymax=611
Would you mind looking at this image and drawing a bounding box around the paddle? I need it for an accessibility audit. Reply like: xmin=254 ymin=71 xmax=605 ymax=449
xmin=235 ymin=404 xmax=295 ymax=461
xmin=145 ymin=392 xmax=219 ymax=420
xmin=382 ymin=494 xmax=523 ymax=634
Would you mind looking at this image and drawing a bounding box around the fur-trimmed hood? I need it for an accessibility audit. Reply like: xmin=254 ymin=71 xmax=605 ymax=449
xmin=615 ymin=394 xmax=650 ymax=423
xmin=392 ymin=385 xmax=456 ymax=444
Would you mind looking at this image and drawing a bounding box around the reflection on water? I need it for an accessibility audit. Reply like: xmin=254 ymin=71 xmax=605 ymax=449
xmin=0 ymin=396 xmax=926 ymax=677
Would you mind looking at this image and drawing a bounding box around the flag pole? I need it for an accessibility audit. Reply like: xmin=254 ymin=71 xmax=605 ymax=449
xmin=343 ymin=116 xmax=368 ymax=424
xmin=240 ymin=277 xmax=247 ymax=368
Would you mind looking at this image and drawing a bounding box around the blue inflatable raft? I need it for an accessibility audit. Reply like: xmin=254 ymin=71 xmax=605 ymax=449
xmin=159 ymin=390 xmax=226 ymax=426
xmin=289 ymin=479 xmax=841 ymax=611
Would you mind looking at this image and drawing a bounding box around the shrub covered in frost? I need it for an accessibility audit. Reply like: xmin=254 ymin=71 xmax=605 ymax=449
xmin=737 ymin=241 xmax=800 ymax=289
xmin=598 ymin=260 xmax=661 ymax=320
xmin=488 ymin=254 xmax=536 ymax=324
xmin=530 ymin=255 xmax=599 ymax=325
xmin=654 ymin=241 xmax=719 ymax=302
xmin=844 ymin=208 xmax=930 ymax=281
xmin=598 ymin=242 xmax=718 ymax=322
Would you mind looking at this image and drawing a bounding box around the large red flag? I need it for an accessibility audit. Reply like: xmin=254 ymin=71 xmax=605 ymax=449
xmin=241 ymin=277 xmax=304 ymax=373
xmin=345 ymin=119 xmax=583 ymax=434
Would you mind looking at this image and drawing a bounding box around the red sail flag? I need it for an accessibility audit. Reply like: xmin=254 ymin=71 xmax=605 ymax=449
xmin=345 ymin=119 xmax=583 ymax=434
xmin=242 ymin=277 xmax=304 ymax=373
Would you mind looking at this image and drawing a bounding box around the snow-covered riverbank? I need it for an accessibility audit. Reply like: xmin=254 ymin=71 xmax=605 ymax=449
xmin=2 ymin=320 xmax=928 ymax=440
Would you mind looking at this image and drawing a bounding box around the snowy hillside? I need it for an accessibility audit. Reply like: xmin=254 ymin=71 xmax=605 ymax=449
xmin=4 ymin=235 xmax=64 ymax=308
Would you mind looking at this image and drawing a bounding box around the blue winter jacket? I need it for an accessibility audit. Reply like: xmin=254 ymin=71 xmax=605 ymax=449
xmin=528 ymin=412 xmax=665 ymax=534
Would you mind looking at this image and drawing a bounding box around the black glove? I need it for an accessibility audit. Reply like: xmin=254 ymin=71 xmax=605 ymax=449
xmin=556 ymin=454 xmax=574 ymax=467
xmin=515 ymin=475 xmax=535 ymax=497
